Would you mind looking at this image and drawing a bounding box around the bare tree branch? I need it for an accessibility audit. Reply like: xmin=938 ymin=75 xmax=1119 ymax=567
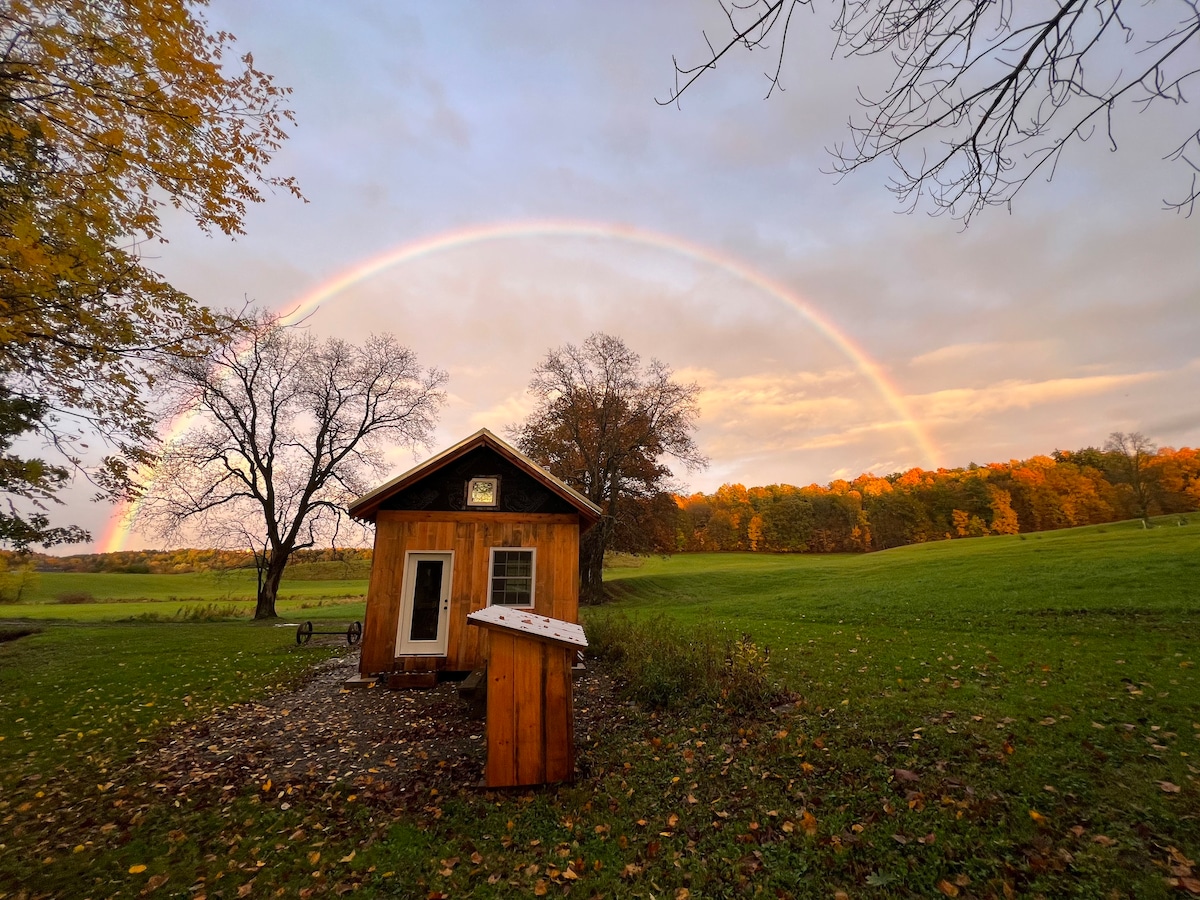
xmin=665 ymin=0 xmax=1200 ymax=220
xmin=136 ymin=311 xmax=447 ymax=618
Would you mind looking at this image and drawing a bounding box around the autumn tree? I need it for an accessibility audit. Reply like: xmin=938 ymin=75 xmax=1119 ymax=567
xmin=1105 ymin=431 xmax=1158 ymax=521
xmin=1 ymin=389 xmax=88 ymax=549
xmin=137 ymin=315 xmax=446 ymax=619
xmin=510 ymin=333 xmax=706 ymax=604
xmin=0 ymin=0 xmax=299 ymax=546
xmin=1150 ymin=446 xmax=1200 ymax=512
xmin=664 ymin=0 xmax=1200 ymax=220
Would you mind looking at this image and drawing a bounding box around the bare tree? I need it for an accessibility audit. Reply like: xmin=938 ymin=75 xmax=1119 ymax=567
xmin=138 ymin=314 xmax=447 ymax=618
xmin=663 ymin=0 xmax=1200 ymax=221
xmin=510 ymin=333 xmax=707 ymax=605
xmin=1104 ymin=430 xmax=1158 ymax=521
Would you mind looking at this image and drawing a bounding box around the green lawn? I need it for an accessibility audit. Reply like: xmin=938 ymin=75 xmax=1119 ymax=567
xmin=1 ymin=568 xmax=368 ymax=621
xmin=1 ymin=520 xmax=1197 ymax=898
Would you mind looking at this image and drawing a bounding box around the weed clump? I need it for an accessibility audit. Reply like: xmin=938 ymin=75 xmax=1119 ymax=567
xmin=132 ymin=602 xmax=250 ymax=622
xmin=585 ymin=614 xmax=790 ymax=713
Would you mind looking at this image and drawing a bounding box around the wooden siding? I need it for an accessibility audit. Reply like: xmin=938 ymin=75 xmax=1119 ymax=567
xmin=359 ymin=510 xmax=581 ymax=675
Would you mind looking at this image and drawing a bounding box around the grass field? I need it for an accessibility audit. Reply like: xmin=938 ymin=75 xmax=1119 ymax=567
xmin=0 ymin=566 xmax=368 ymax=622
xmin=1 ymin=519 xmax=1197 ymax=898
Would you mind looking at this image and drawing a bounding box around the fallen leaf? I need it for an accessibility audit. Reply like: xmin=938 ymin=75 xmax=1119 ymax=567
xmin=237 ymin=881 xmax=254 ymax=898
xmin=1093 ymin=835 xmax=1117 ymax=847
xmin=145 ymin=873 xmax=169 ymax=893
xmin=1029 ymin=810 xmax=1048 ymax=825
xmin=1159 ymin=781 xmax=1182 ymax=794
xmin=1169 ymin=847 xmax=1197 ymax=868
xmin=937 ymin=880 xmax=960 ymax=897
xmin=892 ymin=768 xmax=920 ymax=782
xmin=800 ymin=810 xmax=818 ymax=836
xmin=129 ymin=864 xmax=147 ymax=874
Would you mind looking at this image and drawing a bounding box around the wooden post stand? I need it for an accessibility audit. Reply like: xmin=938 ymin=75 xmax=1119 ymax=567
xmin=466 ymin=607 xmax=587 ymax=788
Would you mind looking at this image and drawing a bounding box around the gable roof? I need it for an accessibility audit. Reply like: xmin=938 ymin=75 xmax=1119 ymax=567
xmin=347 ymin=428 xmax=601 ymax=528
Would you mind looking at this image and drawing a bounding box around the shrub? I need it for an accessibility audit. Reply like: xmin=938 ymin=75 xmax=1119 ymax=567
xmin=585 ymin=614 xmax=790 ymax=713
xmin=0 ymin=560 xmax=39 ymax=603
xmin=55 ymin=591 xmax=97 ymax=604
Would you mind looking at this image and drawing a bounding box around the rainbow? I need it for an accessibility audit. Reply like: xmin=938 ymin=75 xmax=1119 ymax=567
xmin=100 ymin=218 xmax=939 ymax=553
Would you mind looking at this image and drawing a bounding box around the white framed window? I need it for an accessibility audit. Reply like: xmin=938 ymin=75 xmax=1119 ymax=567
xmin=488 ymin=547 xmax=535 ymax=608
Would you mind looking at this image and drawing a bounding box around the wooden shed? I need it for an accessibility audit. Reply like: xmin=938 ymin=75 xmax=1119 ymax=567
xmin=348 ymin=429 xmax=601 ymax=680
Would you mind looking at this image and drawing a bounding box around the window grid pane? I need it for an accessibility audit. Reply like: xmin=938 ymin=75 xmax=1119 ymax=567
xmin=491 ymin=550 xmax=533 ymax=606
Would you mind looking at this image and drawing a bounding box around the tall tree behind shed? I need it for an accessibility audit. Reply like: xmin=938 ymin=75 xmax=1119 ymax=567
xmin=510 ymin=333 xmax=706 ymax=605
xmin=137 ymin=314 xmax=446 ymax=619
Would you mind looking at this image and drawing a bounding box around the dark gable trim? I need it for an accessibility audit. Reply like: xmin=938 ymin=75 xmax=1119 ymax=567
xmin=378 ymin=446 xmax=579 ymax=515
xmin=349 ymin=430 xmax=601 ymax=528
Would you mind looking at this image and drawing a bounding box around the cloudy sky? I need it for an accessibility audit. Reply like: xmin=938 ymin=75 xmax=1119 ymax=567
xmin=90 ymin=1 xmax=1199 ymax=552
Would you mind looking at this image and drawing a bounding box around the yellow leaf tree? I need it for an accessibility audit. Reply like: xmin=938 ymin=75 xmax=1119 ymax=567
xmin=0 ymin=0 xmax=300 ymax=547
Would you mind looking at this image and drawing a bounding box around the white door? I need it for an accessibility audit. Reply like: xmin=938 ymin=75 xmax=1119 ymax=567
xmin=396 ymin=552 xmax=452 ymax=655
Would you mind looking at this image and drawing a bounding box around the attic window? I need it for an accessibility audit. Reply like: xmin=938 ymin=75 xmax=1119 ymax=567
xmin=490 ymin=548 xmax=535 ymax=607
xmin=467 ymin=476 xmax=500 ymax=508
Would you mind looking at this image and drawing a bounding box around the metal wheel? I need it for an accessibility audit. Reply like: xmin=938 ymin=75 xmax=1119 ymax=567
xmin=347 ymin=621 xmax=363 ymax=645
xmin=296 ymin=621 xmax=314 ymax=645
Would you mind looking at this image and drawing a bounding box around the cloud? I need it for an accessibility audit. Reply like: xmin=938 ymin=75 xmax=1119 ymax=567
xmin=910 ymin=340 xmax=1057 ymax=367
xmin=464 ymin=392 xmax=536 ymax=433
xmin=913 ymin=371 xmax=1163 ymax=422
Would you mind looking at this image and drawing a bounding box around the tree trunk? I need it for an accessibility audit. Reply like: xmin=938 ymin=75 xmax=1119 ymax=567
xmin=254 ymin=554 xmax=289 ymax=619
xmin=579 ymin=526 xmax=608 ymax=605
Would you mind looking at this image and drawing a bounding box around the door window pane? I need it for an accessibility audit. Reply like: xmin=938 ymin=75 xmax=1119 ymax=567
xmin=409 ymin=559 xmax=443 ymax=641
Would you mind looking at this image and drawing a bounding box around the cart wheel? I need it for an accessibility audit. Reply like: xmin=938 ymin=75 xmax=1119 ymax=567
xmin=296 ymin=621 xmax=314 ymax=645
xmin=347 ymin=621 xmax=363 ymax=646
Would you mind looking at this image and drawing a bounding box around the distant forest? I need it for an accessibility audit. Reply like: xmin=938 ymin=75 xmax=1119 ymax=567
xmin=7 ymin=443 xmax=1197 ymax=571
xmin=657 ymin=443 xmax=1198 ymax=554
xmin=14 ymin=547 xmax=373 ymax=575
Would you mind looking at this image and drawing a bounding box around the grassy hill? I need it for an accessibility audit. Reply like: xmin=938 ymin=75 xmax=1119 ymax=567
xmin=1 ymin=518 xmax=1197 ymax=897
xmin=603 ymin=517 xmax=1197 ymax=624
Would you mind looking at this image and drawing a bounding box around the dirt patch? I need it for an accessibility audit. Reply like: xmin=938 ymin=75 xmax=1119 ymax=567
xmin=0 ymin=625 xmax=41 ymax=644
xmin=140 ymin=652 xmax=620 ymax=798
